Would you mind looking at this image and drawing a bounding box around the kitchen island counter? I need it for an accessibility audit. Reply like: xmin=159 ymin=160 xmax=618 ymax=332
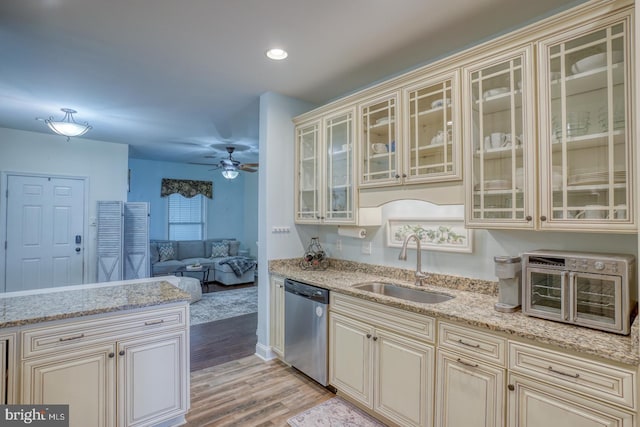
xmin=0 ymin=277 xmax=190 ymax=328
xmin=270 ymin=259 xmax=639 ymax=366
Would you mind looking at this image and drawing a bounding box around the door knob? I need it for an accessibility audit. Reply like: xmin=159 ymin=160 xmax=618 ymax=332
xmin=75 ymin=247 xmax=81 ymax=253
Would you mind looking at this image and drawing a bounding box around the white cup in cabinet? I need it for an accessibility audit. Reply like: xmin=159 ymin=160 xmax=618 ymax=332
xmin=575 ymin=205 xmax=607 ymax=219
xmin=614 ymin=205 xmax=627 ymax=219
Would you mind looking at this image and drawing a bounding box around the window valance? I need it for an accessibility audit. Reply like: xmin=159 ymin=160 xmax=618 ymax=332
xmin=161 ymin=178 xmax=213 ymax=199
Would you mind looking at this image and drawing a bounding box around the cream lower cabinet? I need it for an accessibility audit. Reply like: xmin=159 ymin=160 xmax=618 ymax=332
xmin=435 ymin=321 xmax=506 ymax=427
xmin=118 ymin=331 xmax=188 ymax=427
xmin=269 ymin=275 xmax=285 ymax=357
xmin=329 ymin=294 xmax=434 ymax=427
xmin=0 ymin=333 xmax=17 ymax=405
xmin=435 ymin=350 xmax=504 ymax=427
xmin=21 ymin=304 xmax=189 ymax=427
xmin=508 ymin=373 xmax=634 ymax=427
xmin=23 ymin=343 xmax=117 ymax=427
xmin=507 ymin=341 xmax=636 ymax=427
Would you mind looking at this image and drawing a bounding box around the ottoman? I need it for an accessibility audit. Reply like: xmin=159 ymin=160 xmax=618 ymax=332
xmin=176 ymin=276 xmax=202 ymax=303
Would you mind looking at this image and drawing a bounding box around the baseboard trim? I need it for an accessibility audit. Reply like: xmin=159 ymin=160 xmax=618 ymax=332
xmin=255 ymin=342 xmax=278 ymax=361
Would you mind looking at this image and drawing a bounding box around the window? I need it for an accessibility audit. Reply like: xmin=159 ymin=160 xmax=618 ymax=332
xmin=168 ymin=194 xmax=205 ymax=240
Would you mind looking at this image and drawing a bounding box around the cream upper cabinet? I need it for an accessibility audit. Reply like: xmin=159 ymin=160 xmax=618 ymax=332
xmin=358 ymin=75 xmax=462 ymax=189
xmin=403 ymin=71 xmax=462 ymax=184
xmin=463 ymin=45 xmax=536 ymax=229
xmin=359 ymin=91 xmax=401 ymax=187
xmin=295 ymin=107 xmax=357 ymax=224
xmin=537 ymin=12 xmax=635 ymax=231
xmin=295 ymin=119 xmax=321 ymax=223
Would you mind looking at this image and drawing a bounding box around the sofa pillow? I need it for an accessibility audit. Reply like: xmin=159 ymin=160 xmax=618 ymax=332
xmin=223 ymin=239 xmax=240 ymax=257
xmin=210 ymin=242 xmax=229 ymax=258
xmin=158 ymin=243 xmax=176 ymax=262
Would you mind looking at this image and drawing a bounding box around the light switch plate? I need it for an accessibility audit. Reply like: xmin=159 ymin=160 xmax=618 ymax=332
xmin=361 ymin=241 xmax=372 ymax=255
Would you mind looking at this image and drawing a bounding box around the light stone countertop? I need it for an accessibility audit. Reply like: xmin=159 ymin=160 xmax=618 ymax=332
xmin=0 ymin=279 xmax=191 ymax=328
xmin=270 ymin=259 xmax=639 ymax=366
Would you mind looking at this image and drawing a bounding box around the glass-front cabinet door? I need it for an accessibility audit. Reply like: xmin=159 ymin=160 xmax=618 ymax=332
xmin=538 ymin=14 xmax=634 ymax=231
xmin=359 ymin=92 xmax=400 ymax=187
xmin=295 ymin=120 xmax=321 ymax=223
xmin=403 ymin=71 xmax=461 ymax=184
xmin=464 ymin=46 xmax=536 ymax=228
xmin=324 ymin=109 xmax=356 ymax=223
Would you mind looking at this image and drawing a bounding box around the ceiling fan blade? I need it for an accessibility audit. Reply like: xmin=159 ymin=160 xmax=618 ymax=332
xmin=242 ymin=163 xmax=259 ymax=167
xmin=188 ymin=162 xmax=215 ymax=166
xmin=239 ymin=166 xmax=258 ymax=172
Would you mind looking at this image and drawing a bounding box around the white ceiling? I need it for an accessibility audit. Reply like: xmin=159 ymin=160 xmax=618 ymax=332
xmin=0 ymin=0 xmax=580 ymax=165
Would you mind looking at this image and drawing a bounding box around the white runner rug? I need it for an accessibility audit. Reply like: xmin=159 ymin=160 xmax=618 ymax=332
xmin=287 ymin=397 xmax=387 ymax=427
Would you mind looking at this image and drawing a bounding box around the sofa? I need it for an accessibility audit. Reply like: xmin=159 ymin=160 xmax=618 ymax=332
xmin=150 ymin=238 xmax=256 ymax=286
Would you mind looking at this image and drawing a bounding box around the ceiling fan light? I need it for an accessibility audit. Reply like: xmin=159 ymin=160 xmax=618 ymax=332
xmin=43 ymin=108 xmax=92 ymax=141
xmin=221 ymin=168 xmax=239 ymax=180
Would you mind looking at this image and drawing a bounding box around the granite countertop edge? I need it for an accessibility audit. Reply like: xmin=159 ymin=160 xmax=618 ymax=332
xmin=0 ymin=280 xmax=191 ymax=329
xmin=270 ymin=260 xmax=640 ymax=367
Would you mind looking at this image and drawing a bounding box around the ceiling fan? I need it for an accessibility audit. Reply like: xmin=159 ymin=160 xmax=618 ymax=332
xmin=191 ymin=146 xmax=259 ymax=179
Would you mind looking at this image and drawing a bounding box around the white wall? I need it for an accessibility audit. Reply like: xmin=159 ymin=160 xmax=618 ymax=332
xmin=256 ymin=92 xmax=315 ymax=359
xmin=243 ymin=171 xmax=259 ymax=257
xmin=0 ymin=127 xmax=128 ymax=286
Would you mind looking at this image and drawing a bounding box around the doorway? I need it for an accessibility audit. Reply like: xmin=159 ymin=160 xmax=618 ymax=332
xmin=3 ymin=173 xmax=87 ymax=292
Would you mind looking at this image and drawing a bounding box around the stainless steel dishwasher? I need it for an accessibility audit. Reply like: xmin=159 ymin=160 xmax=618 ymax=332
xmin=284 ymin=279 xmax=330 ymax=386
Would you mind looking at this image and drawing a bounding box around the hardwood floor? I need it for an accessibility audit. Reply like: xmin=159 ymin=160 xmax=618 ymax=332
xmin=186 ymin=355 xmax=335 ymax=426
xmin=190 ymin=312 xmax=258 ymax=372
xmin=187 ymin=282 xmax=334 ymax=426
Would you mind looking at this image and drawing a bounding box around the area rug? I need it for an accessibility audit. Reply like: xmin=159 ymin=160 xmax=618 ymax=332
xmin=189 ymin=286 xmax=258 ymax=326
xmin=287 ymin=397 xmax=387 ymax=427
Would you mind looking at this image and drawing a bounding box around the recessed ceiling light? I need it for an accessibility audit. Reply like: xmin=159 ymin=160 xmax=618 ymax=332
xmin=266 ymin=48 xmax=288 ymax=60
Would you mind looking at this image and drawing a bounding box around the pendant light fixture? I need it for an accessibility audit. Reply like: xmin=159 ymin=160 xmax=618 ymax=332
xmin=42 ymin=108 xmax=92 ymax=141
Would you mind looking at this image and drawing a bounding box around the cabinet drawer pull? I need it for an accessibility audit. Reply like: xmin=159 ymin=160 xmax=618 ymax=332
xmin=456 ymin=358 xmax=479 ymax=368
xmin=59 ymin=333 xmax=85 ymax=342
xmin=144 ymin=319 xmax=164 ymax=326
xmin=457 ymin=339 xmax=480 ymax=348
xmin=548 ymin=366 xmax=579 ymax=378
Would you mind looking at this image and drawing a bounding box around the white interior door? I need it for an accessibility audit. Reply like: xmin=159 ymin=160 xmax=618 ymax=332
xmin=5 ymin=175 xmax=85 ymax=291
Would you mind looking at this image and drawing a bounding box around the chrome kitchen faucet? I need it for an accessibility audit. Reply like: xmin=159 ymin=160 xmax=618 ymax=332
xmin=398 ymin=233 xmax=428 ymax=286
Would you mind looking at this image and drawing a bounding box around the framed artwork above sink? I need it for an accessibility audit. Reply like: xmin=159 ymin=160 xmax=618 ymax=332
xmin=386 ymin=217 xmax=473 ymax=253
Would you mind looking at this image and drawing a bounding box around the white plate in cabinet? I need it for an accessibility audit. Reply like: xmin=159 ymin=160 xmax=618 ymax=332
xmin=508 ymin=341 xmax=636 ymax=410
xmin=438 ymin=321 xmax=506 ymax=367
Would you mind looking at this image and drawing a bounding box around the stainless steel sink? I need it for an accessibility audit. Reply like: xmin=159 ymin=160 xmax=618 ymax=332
xmin=352 ymin=282 xmax=454 ymax=304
